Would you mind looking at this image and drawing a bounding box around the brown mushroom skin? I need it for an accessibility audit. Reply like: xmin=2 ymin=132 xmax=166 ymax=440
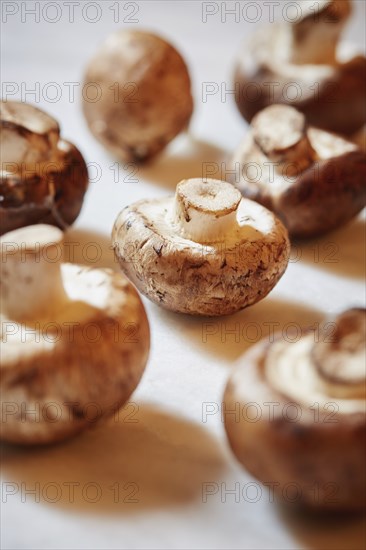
xmin=82 ymin=30 xmax=193 ymax=163
xmin=273 ymin=150 xmax=366 ymax=239
xmin=0 ymin=267 xmax=150 ymax=446
xmin=0 ymin=173 xmax=50 ymax=234
xmin=42 ymin=140 xmax=89 ymax=227
xmin=224 ymin=339 xmax=366 ymax=511
xmin=112 ymin=199 xmax=290 ymax=316
xmin=0 ymin=99 xmax=89 ymax=235
xmin=0 ymin=140 xmax=88 ymax=235
xmin=235 ymin=54 xmax=366 ymax=137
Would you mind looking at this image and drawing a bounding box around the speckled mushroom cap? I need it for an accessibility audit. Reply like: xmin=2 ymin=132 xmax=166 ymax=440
xmin=230 ymin=104 xmax=366 ymax=238
xmin=0 ymin=225 xmax=150 ymax=445
xmin=0 ymin=101 xmax=88 ymax=235
xmin=82 ymin=29 xmax=193 ymax=163
xmin=234 ymin=0 xmax=366 ymax=135
xmin=224 ymin=308 xmax=366 ymax=510
xmin=112 ymin=178 xmax=290 ymax=316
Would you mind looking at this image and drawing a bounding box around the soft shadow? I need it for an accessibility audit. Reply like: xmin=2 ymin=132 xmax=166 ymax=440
xmin=293 ymin=217 xmax=365 ymax=280
xmin=64 ymin=228 xmax=119 ymax=271
xmin=278 ymin=503 xmax=366 ymax=550
xmin=153 ymin=297 xmax=324 ymax=362
xmin=1 ymin=403 xmax=224 ymax=515
xmin=139 ymin=135 xmax=227 ymax=189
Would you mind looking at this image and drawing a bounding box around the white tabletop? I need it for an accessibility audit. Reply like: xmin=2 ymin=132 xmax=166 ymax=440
xmin=1 ymin=1 xmax=365 ymax=549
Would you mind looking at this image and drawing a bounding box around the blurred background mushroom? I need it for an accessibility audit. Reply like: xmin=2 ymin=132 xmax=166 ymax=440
xmin=234 ymin=0 xmax=366 ymax=136
xmin=0 ymin=224 xmax=150 ymax=445
xmin=230 ymin=104 xmax=366 ymax=238
xmin=0 ymin=101 xmax=89 ymax=235
xmin=82 ymin=29 xmax=194 ymax=163
xmin=224 ymin=308 xmax=366 ymax=510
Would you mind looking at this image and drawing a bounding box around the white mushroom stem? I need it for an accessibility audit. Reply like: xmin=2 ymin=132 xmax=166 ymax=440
xmin=286 ymin=0 xmax=352 ymax=65
xmin=252 ymin=105 xmax=316 ymax=176
xmin=312 ymin=309 xmax=366 ymax=387
xmin=174 ymin=179 xmax=242 ymax=243
xmin=265 ymin=334 xmax=365 ymax=414
xmin=0 ymin=224 xmax=68 ymax=322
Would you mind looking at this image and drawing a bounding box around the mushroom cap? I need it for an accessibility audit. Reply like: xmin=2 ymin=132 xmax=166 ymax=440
xmin=231 ymin=105 xmax=366 ymax=238
xmin=1 ymin=100 xmax=60 ymax=165
xmin=234 ymin=2 xmax=366 ymax=135
xmin=0 ymin=264 xmax=150 ymax=445
xmin=224 ymin=309 xmax=366 ymax=510
xmin=112 ymin=186 xmax=289 ymax=316
xmin=0 ymin=102 xmax=88 ymax=235
xmin=82 ymin=29 xmax=193 ymax=163
xmin=0 ymin=139 xmax=89 ymax=235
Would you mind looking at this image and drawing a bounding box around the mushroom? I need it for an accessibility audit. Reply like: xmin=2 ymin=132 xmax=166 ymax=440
xmin=234 ymin=0 xmax=366 ymax=136
xmin=82 ymin=30 xmax=193 ymax=163
xmin=0 ymin=225 xmax=150 ymax=445
xmin=230 ymin=104 xmax=366 ymax=238
xmin=0 ymin=101 xmax=88 ymax=236
xmin=112 ymin=178 xmax=290 ymax=316
xmin=224 ymin=308 xmax=366 ymax=510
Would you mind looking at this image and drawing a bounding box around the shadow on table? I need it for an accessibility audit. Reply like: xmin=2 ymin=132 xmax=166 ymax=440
xmin=1 ymin=403 xmax=224 ymax=515
xmin=64 ymin=228 xmax=118 ymax=271
xmin=278 ymin=503 xmax=366 ymax=550
xmin=292 ymin=217 xmax=365 ymax=280
xmin=139 ymin=135 xmax=227 ymax=190
xmin=153 ymin=296 xmax=324 ymax=362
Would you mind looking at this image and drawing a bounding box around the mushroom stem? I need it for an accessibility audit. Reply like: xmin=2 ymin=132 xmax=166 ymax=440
xmin=252 ymin=105 xmax=316 ymax=177
xmin=287 ymin=0 xmax=352 ymax=65
xmin=174 ymin=179 xmax=241 ymax=243
xmin=311 ymin=309 xmax=366 ymax=397
xmin=0 ymin=224 xmax=68 ymax=321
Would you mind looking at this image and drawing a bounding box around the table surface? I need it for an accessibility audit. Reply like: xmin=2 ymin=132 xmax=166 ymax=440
xmin=1 ymin=1 xmax=365 ymax=549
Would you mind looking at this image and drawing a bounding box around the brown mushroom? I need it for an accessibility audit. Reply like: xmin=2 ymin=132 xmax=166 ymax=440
xmin=82 ymin=30 xmax=193 ymax=163
xmin=0 ymin=225 xmax=150 ymax=445
xmin=112 ymin=178 xmax=289 ymax=316
xmin=224 ymin=308 xmax=366 ymax=510
xmin=0 ymin=101 xmax=88 ymax=236
xmin=230 ymin=104 xmax=366 ymax=238
xmin=234 ymin=0 xmax=366 ymax=136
